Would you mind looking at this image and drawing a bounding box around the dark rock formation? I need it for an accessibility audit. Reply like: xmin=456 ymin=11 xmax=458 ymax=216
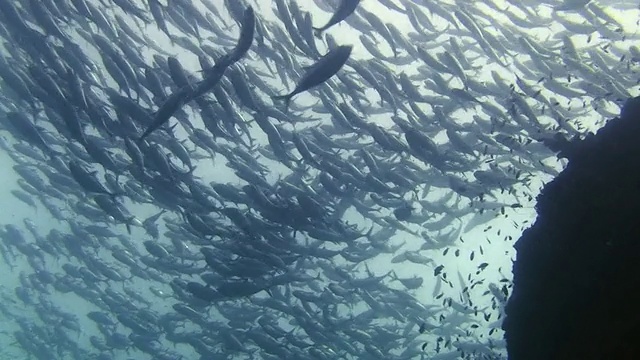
xmin=504 ymin=97 xmax=640 ymax=360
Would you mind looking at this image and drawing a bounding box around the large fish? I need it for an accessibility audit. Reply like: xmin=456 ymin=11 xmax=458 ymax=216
xmin=137 ymin=84 xmax=193 ymax=142
xmin=271 ymin=45 xmax=353 ymax=110
xmin=228 ymin=5 xmax=256 ymax=64
xmin=138 ymin=6 xmax=256 ymax=142
xmin=313 ymin=0 xmax=362 ymax=37
xmin=6 ymin=112 xmax=61 ymax=157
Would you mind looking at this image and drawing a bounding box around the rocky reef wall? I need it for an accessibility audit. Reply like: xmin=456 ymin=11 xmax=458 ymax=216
xmin=504 ymin=97 xmax=640 ymax=360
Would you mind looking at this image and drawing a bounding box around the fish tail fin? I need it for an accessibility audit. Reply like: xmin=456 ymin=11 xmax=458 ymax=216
xmin=412 ymin=189 xmax=420 ymax=200
xmin=390 ymin=271 xmax=399 ymax=281
xmin=365 ymin=225 xmax=374 ymax=238
xmin=165 ymin=32 xmax=175 ymax=45
xmin=164 ymin=122 xmax=178 ymax=136
xmin=364 ymin=263 xmax=373 ymax=276
xmin=312 ymin=27 xmax=323 ymax=39
xmin=271 ymin=94 xmax=291 ymax=111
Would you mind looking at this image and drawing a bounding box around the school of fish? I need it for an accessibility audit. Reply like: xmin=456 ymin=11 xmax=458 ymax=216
xmin=0 ymin=0 xmax=638 ymax=359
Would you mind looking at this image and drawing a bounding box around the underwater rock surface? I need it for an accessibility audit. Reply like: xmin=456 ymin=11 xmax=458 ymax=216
xmin=504 ymin=97 xmax=640 ymax=360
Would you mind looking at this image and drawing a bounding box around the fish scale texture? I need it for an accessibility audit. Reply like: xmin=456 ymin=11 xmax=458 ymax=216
xmin=504 ymin=96 xmax=640 ymax=360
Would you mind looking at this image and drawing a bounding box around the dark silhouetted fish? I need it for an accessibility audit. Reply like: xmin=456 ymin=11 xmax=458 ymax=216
xmin=313 ymin=0 xmax=362 ymax=37
xmin=271 ymin=45 xmax=353 ymax=110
